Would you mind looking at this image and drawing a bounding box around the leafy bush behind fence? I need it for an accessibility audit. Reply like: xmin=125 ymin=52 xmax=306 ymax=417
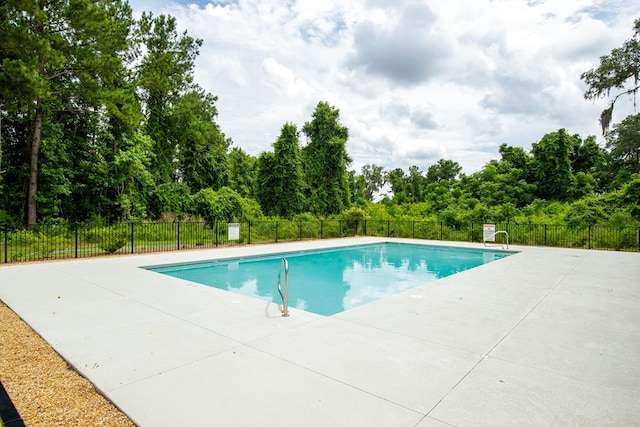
xmin=1 ymin=220 xmax=638 ymax=263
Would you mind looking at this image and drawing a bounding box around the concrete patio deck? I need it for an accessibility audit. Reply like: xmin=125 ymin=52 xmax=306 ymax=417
xmin=0 ymin=237 xmax=638 ymax=426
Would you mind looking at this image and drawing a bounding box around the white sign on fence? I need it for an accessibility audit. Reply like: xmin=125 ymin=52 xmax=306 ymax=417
xmin=483 ymin=224 xmax=496 ymax=242
xmin=228 ymin=223 xmax=240 ymax=240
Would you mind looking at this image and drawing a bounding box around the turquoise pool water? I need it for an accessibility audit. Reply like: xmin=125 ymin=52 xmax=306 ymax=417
xmin=148 ymin=243 xmax=513 ymax=316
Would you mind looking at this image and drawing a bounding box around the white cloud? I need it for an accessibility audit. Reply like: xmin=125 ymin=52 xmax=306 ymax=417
xmin=128 ymin=0 xmax=640 ymax=174
xmin=347 ymin=2 xmax=451 ymax=85
xmin=411 ymin=108 xmax=439 ymax=130
xmin=261 ymin=57 xmax=314 ymax=99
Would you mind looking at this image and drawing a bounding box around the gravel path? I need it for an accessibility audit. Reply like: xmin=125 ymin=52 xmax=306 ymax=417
xmin=0 ymin=301 xmax=135 ymax=426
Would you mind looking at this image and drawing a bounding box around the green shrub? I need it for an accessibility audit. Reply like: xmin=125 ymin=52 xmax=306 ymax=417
xmin=564 ymin=199 xmax=605 ymax=228
xmin=9 ymin=229 xmax=39 ymax=246
xmin=292 ymin=212 xmax=316 ymax=222
xmin=341 ymin=207 xmax=367 ymax=235
xmin=153 ymin=182 xmax=191 ymax=218
xmin=89 ymin=227 xmax=129 ymax=254
xmin=38 ymin=234 xmax=72 ymax=257
xmin=7 ymin=229 xmax=72 ymax=259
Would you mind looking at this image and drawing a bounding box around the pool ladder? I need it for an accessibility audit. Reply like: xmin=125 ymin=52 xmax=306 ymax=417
xmin=277 ymin=258 xmax=289 ymax=317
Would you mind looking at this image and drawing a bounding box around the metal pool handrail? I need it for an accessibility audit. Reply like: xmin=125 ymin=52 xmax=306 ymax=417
xmin=484 ymin=230 xmax=509 ymax=249
xmin=277 ymin=258 xmax=289 ymax=317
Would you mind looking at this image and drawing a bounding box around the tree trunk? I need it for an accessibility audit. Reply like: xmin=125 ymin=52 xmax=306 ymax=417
xmin=27 ymin=102 xmax=43 ymax=229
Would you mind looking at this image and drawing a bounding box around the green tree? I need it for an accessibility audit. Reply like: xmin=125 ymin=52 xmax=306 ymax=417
xmin=135 ymin=12 xmax=202 ymax=184
xmin=386 ymin=168 xmax=409 ymax=203
xmin=498 ymin=144 xmax=531 ymax=171
xmin=619 ymin=174 xmax=640 ymax=220
xmin=571 ymin=135 xmax=606 ymax=174
xmin=35 ymin=119 xmax=72 ymax=219
xmin=69 ymin=119 xmax=114 ymax=221
xmin=348 ymin=170 xmax=366 ymax=204
xmin=531 ymin=129 xmax=576 ymax=201
xmin=407 ymin=165 xmax=425 ymax=202
xmin=0 ymin=0 xmax=134 ymax=227
xmin=302 ymin=101 xmax=351 ymax=216
xmin=270 ymin=123 xmax=306 ymax=217
xmin=606 ymin=114 xmax=640 ymax=174
xmin=111 ymin=132 xmax=156 ymax=220
xmin=570 ymin=172 xmax=596 ymax=200
xmin=191 ymin=187 xmax=261 ymax=223
xmin=0 ymin=109 xmax=31 ymax=224
xmin=173 ymin=89 xmax=229 ymax=192
xmin=152 ymin=182 xmax=191 ymax=219
xmin=564 ymin=198 xmax=606 ymax=228
xmin=581 ymin=18 xmax=640 ymax=134
xmin=466 ymin=147 xmax=537 ymax=207
xmin=360 ymin=164 xmax=386 ymax=201
xmin=255 ymin=151 xmax=278 ymax=216
xmin=227 ymin=147 xmax=256 ymax=198
xmin=426 ymin=159 xmax=462 ymax=183
xmin=569 ymin=134 xmax=608 ymax=193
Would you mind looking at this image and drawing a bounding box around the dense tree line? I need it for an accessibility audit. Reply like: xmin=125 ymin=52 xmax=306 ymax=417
xmin=1 ymin=4 xmax=639 ymax=229
xmin=364 ymin=128 xmax=639 ymax=228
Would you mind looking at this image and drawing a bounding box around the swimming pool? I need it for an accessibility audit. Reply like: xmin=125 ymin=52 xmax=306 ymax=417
xmin=147 ymin=243 xmax=513 ymax=316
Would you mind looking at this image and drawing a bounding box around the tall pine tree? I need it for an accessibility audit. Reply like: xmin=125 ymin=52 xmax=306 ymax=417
xmin=0 ymin=0 xmax=134 ymax=226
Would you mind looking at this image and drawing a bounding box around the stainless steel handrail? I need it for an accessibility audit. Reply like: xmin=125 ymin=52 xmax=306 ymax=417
xmin=277 ymin=258 xmax=289 ymax=317
xmin=483 ymin=230 xmax=509 ymax=249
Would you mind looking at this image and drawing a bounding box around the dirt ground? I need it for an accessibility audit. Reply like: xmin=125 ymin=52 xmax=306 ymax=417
xmin=0 ymin=301 xmax=135 ymax=426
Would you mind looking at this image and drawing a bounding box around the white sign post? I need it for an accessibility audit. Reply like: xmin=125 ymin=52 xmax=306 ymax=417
xmin=483 ymin=224 xmax=496 ymax=242
xmin=228 ymin=223 xmax=240 ymax=241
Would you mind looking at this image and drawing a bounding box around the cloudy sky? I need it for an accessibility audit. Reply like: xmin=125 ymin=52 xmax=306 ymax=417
xmin=127 ymin=0 xmax=640 ymax=175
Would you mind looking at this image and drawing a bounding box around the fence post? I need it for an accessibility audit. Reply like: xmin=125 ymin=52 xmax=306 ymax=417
xmin=275 ymin=221 xmax=279 ymax=243
xmin=215 ymin=221 xmax=219 ymax=247
xmin=248 ymin=221 xmax=251 ymax=244
xmin=320 ymin=220 xmax=324 ymax=239
xmin=588 ymin=225 xmax=591 ymax=250
xmin=177 ymin=221 xmax=181 ymax=250
xmin=637 ymin=226 xmax=640 ymax=252
xmin=544 ymin=224 xmax=547 ymax=246
xmin=471 ymin=222 xmax=474 ymax=243
xmin=298 ymin=221 xmax=302 ymax=240
xmin=3 ymin=223 xmax=7 ymax=263
xmin=412 ymin=221 xmax=415 ymax=239
xmin=339 ymin=220 xmax=342 ymax=237
xmin=387 ymin=220 xmax=390 ymax=237
xmin=75 ymin=223 xmax=78 ymax=258
xmin=440 ymin=222 xmax=443 ymax=240
xmin=130 ymin=222 xmax=134 ymax=254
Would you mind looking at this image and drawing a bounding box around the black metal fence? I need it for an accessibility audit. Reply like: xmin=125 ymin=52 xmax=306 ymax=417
xmin=1 ymin=220 xmax=639 ymax=263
